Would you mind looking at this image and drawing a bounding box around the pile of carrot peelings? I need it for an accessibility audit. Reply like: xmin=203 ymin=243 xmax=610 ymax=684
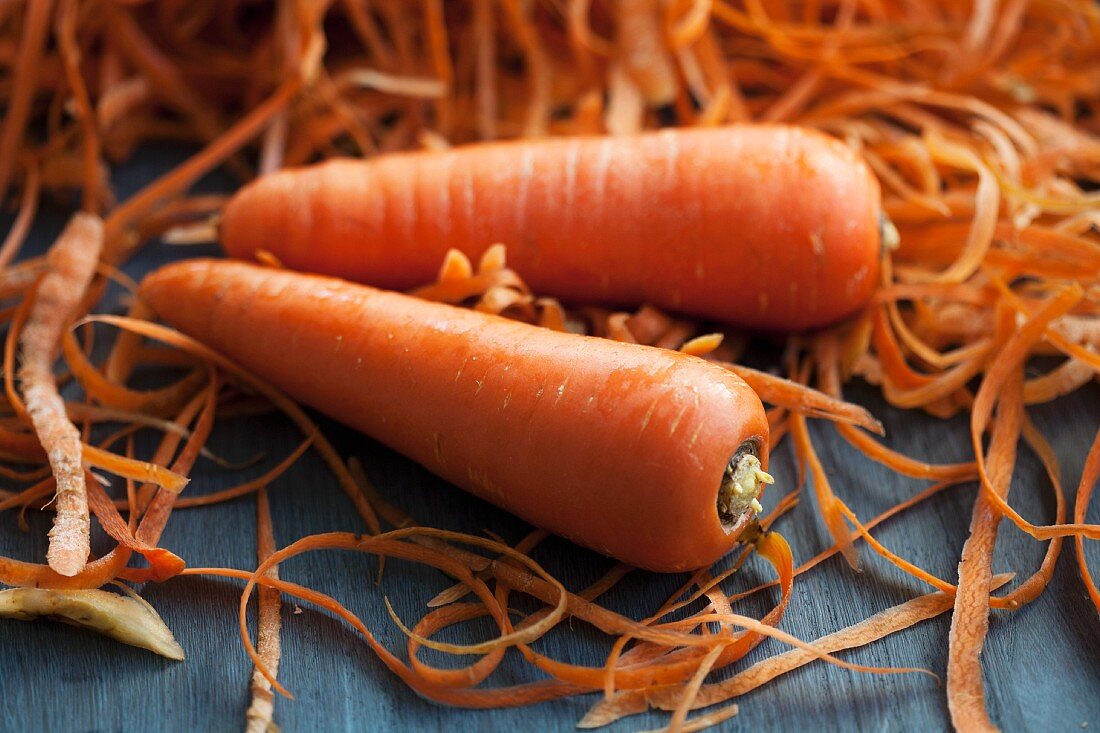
xmin=0 ymin=1 xmax=1097 ymax=732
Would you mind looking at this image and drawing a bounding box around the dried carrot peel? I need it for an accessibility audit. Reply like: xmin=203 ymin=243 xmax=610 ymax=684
xmin=19 ymin=213 xmax=103 ymax=576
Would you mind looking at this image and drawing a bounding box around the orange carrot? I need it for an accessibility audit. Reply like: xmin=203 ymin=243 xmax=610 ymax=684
xmin=0 ymin=383 xmax=210 ymax=590
xmin=61 ymin=329 xmax=206 ymax=416
xmin=84 ymin=471 xmax=184 ymax=581
xmin=245 ymin=488 xmax=282 ymax=733
xmin=220 ymin=125 xmax=883 ymax=332
xmin=139 ymin=259 xmax=772 ymax=571
xmin=948 ymin=359 xmax=1024 ymax=731
xmin=1075 ymin=428 xmax=1100 ymax=613
xmin=0 ymin=0 xmax=53 ymax=204
xmin=583 ymin=573 xmax=1015 ymax=727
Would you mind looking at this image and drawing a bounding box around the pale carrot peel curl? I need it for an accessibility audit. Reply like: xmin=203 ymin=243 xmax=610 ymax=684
xmin=20 ymin=213 xmax=103 ymax=577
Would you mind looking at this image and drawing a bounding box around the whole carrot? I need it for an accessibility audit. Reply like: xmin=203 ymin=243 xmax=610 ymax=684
xmin=139 ymin=259 xmax=772 ymax=571
xmin=220 ymin=125 xmax=883 ymax=332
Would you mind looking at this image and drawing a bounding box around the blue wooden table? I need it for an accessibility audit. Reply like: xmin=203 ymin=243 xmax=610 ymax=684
xmin=1 ymin=147 xmax=1097 ymax=733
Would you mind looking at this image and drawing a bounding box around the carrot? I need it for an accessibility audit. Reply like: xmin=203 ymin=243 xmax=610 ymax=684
xmin=948 ymin=347 xmax=1024 ymax=731
xmin=84 ymin=470 xmax=184 ymax=581
xmin=244 ymin=488 xmax=282 ymax=733
xmin=61 ymin=329 xmax=206 ymax=417
xmin=139 ymin=259 xmax=772 ymax=571
xmin=0 ymin=0 xmax=53 ymax=204
xmin=0 ymin=162 xmax=40 ymax=272
xmin=220 ymin=125 xmax=884 ymax=332
xmin=1074 ymin=428 xmax=1100 ymax=613
xmin=615 ymin=0 xmax=678 ymax=108
xmin=20 ymin=213 xmax=103 ymax=577
xmin=583 ymin=572 xmax=1015 ymax=727
xmin=0 ymin=377 xmax=210 ymax=590
xmin=0 ymin=2 xmax=1096 ymax=726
